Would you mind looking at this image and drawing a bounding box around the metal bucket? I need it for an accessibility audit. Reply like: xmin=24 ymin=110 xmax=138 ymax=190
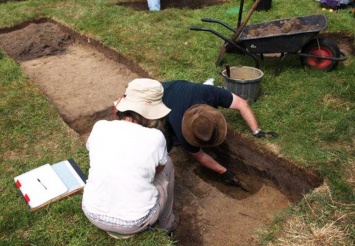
xmin=221 ymin=66 xmax=264 ymax=102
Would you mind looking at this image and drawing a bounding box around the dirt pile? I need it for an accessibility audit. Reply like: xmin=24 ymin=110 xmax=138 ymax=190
xmin=0 ymin=22 xmax=72 ymax=61
xmin=246 ymin=18 xmax=318 ymax=38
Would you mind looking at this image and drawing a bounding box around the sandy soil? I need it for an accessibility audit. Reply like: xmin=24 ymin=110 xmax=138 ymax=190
xmin=1 ymin=16 xmax=352 ymax=245
xmin=19 ymin=43 xmax=138 ymax=134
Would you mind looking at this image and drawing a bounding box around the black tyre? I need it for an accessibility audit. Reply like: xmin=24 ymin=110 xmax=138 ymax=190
xmin=300 ymin=38 xmax=340 ymax=72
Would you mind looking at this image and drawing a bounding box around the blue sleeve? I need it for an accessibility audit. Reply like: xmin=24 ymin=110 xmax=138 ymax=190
xmin=205 ymin=85 xmax=233 ymax=109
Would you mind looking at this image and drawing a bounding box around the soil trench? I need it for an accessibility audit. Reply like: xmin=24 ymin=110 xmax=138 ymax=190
xmin=0 ymin=19 xmax=324 ymax=245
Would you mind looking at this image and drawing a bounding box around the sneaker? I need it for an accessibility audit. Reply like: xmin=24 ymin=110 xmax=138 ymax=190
xmin=166 ymin=212 xmax=180 ymax=235
xmin=107 ymin=231 xmax=135 ymax=239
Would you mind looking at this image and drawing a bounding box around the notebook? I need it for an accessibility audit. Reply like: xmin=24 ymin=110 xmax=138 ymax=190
xmin=14 ymin=158 xmax=86 ymax=211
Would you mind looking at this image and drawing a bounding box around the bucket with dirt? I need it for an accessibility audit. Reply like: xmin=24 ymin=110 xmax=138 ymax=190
xmin=221 ymin=66 xmax=263 ymax=103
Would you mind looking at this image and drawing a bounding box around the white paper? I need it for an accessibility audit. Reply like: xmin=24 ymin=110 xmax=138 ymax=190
xmin=14 ymin=164 xmax=68 ymax=209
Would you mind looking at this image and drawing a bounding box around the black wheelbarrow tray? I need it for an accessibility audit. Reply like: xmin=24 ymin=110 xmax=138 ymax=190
xmin=190 ymin=14 xmax=347 ymax=76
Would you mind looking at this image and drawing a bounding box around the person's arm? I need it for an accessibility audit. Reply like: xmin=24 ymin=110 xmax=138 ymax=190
xmin=190 ymin=149 xmax=245 ymax=188
xmin=229 ymin=93 xmax=259 ymax=134
xmin=190 ymin=149 xmax=226 ymax=174
xmin=229 ymin=93 xmax=278 ymax=138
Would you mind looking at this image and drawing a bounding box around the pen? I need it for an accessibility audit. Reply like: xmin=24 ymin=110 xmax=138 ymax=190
xmin=37 ymin=178 xmax=47 ymax=190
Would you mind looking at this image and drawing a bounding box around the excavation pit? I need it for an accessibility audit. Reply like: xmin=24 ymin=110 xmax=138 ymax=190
xmin=0 ymin=19 xmax=324 ymax=245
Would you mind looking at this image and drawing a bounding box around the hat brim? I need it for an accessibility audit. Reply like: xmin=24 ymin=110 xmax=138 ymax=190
xmin=115 ymin=98 xmax=171 ymax=120
xmin=182 ymin=104 xmax=227 ymax=147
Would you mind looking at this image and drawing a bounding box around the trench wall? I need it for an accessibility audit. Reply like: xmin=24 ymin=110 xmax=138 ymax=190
xmin=212 ymin=126 xmax=323 ymax=202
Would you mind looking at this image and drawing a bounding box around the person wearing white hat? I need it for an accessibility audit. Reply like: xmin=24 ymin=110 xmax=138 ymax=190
xmin=82 ymin=78 xmax=179 ymax=239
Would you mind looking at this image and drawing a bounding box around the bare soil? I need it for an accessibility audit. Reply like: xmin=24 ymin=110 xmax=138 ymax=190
xmin=2 ymin=17 xmax=351 ymax=245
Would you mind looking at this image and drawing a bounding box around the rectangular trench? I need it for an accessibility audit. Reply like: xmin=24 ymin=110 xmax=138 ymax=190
xmin=0 ymin=18 xmax=323 ymax=246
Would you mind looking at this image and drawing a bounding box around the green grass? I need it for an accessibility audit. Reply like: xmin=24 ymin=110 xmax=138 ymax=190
xmin=1 ymin=0 xmax=354 ymax=245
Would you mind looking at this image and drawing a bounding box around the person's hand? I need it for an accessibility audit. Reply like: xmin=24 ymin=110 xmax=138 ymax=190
xmin=252 ymin=129 xmax=278 ymax=138
xmin=221 ymin=169 xmax=249 ymax=192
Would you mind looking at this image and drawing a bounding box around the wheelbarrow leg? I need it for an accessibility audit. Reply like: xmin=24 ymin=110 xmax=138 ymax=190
xmin=274 ymin=53 xmax=289 ymax=76
xmin=274 ymin=52 xmax=299 ymax=76
xmin=244 ymin=53 xmax=260 ymax=68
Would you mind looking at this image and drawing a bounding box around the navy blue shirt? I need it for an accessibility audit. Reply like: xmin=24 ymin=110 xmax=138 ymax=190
xmin=162 ymin=80 xmax=233 ymax=153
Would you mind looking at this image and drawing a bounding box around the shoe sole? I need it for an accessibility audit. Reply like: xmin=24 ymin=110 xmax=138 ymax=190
xmin=107 ymin=231 xmax=134 ymax=239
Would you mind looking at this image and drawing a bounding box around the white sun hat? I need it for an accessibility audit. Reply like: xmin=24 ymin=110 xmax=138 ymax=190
xmin=114 ymin=78 xmax=171 ymax=120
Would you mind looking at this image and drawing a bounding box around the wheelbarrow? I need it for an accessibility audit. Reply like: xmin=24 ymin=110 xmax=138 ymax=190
xmin=190 ymin=13 xmax=347 ymax=76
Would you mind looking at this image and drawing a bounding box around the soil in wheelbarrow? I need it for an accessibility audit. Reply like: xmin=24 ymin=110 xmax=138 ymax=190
xmin=243 ymin=18 xmax=355 ymax=58
xmin=1 ymin=19 xmax=353 ymax=246
xmin=245 ymin=18 xmax=318 ymax=38
xmin=115 ymin=0 xmax=227 ymax=11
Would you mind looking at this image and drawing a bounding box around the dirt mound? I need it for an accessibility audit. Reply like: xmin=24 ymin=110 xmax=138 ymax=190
xmin=0 ymin=22 xmax=72 ymax=61
xmin=319 ymin=31 xmax=355 ymax=56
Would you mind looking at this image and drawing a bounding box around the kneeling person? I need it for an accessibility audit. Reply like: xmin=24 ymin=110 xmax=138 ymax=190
xmin=82 ymin=78 xmax=179 ymax=238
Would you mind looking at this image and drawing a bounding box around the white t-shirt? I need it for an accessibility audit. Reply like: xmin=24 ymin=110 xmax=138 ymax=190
xmin=82 ymin=120 xmax=168 ymax=220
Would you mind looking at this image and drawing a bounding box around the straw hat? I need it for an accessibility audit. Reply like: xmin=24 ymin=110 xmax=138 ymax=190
xmin=182 ymin=104 xmax=227 ymax=147
xmin=114 ymin=78 xmax=171 ymax=120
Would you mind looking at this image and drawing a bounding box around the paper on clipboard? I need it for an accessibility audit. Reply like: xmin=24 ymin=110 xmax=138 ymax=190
xmin=14 ymin=164 xmax=68 ymax=209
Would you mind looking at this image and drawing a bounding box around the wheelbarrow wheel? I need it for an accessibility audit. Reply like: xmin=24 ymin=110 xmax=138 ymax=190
xmin=300 ymin=38 xmax=340 ymax=72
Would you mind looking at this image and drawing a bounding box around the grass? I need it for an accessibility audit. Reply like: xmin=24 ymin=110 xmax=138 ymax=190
xmin=0 ymin=0 xmax=354 ymax=245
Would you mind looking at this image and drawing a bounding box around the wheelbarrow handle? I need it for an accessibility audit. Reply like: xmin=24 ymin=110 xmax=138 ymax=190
xmin=189 ymin=27 xmax=234 ymax=44
xmin=189 ymin=27 xmax=260 ymax=68
xmin=200 ymin=18 xmax=236 ymax=33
